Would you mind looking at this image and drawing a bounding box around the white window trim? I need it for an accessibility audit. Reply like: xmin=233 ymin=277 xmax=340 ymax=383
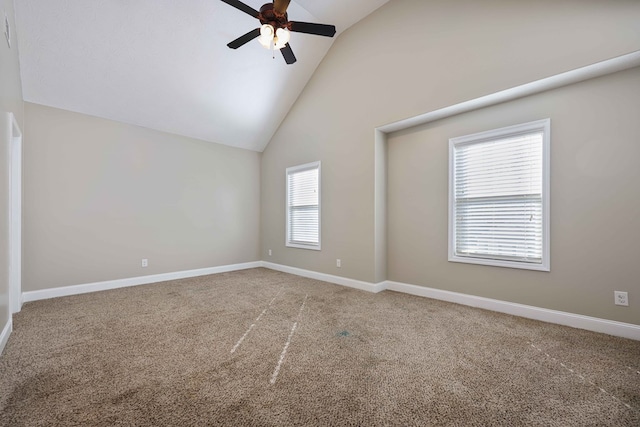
xmin=448 ymin=119 xmax=550 ymax=271
xmin=286 ymin=161 xmax=321 ymax=251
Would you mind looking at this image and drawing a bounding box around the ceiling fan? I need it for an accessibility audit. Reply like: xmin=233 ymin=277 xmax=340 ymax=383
xmin=221 ymin=0 xmax=337 ymax=65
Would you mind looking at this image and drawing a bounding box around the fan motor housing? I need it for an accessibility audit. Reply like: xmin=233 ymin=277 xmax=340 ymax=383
xmin=259 ymin=3 xmax=288 ymax=29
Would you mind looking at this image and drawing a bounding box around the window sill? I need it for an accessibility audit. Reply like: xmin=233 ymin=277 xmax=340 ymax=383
xmin=448 ymin=254 xmax=550 ymax=272
xmin=286 ymin=242 xmax=321 ymax=251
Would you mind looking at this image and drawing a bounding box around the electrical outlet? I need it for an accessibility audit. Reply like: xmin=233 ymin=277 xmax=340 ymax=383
xmin=268 ymin=249 xmax=272 ymax=256
xmin=141 ymin=259 xmax=148 ymax=268
xmin=614 ymin=291 xmax=628 ymax=306
xmin=336 ymin=259 xmax=341 ymax=268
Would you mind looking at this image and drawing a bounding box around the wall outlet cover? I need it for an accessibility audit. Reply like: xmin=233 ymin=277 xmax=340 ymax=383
xmin=614 ymin=291 xmax=629 ymax=306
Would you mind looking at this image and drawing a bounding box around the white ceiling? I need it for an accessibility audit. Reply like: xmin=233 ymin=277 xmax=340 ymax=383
xmin=14 ymin=0 xmax=388 ymax=152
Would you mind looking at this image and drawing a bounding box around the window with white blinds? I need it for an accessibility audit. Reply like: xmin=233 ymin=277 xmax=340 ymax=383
xmin=449 ymin=119 xmax=550 ymax=271
xmin=286 ymin=161 xmax=321 ymax=250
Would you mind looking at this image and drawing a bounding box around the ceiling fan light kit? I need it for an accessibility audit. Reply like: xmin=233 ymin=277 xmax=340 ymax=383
xmin=258 ymin=24 xmax=290 ymax=50
xmin=221 ymin=0 xmax=336 ymax=64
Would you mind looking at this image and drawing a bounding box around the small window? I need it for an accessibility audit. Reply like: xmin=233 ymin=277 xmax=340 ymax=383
xmin=286 ymin=161 xmax=321 ymax=250
xmin=449 ymin=119 xmax=550 ymax=271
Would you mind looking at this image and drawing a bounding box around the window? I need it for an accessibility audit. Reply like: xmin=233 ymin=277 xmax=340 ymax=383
xmin=286 ymin=161 xmax=321 ymax=250
xmin=449 ymin=119 xmax=550 ymax=271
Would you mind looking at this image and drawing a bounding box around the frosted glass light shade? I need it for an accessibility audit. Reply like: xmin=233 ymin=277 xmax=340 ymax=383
xmin=260 ymin=24 xmax=274 ymax=38
xmin=259 ymin=24 xmax=274 ymax=49
xmin=274 ymin=28 xmax=291 ymax=49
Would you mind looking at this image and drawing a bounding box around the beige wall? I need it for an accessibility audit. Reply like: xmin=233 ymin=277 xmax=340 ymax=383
xmin=388 ymin=67 xmax=640 ymax=325
xmin=1 ymin=0 xmax=23 ymax=336
xmin=260 ymin=0 xmax=640 ymax=320
xmin=23 ymin=103 xmax=261 ymax=292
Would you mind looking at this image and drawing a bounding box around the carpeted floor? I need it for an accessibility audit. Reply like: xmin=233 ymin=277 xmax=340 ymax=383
xmin=1 ymin=268 xmax=639 ymax=426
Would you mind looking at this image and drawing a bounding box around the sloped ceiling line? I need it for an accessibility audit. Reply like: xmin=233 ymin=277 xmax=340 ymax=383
xmin=15 ymin=0 xmax=389 ymax=152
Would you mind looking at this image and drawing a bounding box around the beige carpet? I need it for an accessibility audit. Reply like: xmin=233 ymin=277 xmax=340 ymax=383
xmin=1 ymin=268 xmax=639 ymax=426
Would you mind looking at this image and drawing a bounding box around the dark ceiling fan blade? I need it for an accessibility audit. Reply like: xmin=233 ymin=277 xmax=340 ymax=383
xmin=289 ymin=21 xmax=336 ymax=37
xmin=227 ymin=28 xmax=261 ymax=49
xmin=281 ymin=43 xmax=297 ymax=64
xmin=220 ymin=0 xmax=259 ymax=19
xmin=273 ymin=0 xmax=291 ymax=15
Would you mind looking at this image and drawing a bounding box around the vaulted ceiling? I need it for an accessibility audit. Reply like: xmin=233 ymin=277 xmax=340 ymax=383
xmin=14 ymin=0 xmax=389 ymax=151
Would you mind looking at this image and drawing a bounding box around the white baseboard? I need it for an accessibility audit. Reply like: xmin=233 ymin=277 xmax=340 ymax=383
xmin=258 ymin=262 xmax=639 ymax=341
xmin=261 ymin=261 xmax=386 ymax=293
xmin=17 ymin=259 xmax=639 ymax=341
xmin=384 ymin=280 xmax=640 ymax=341
xmin=0 ymin=317 xmax=12 ymax=356
xmin=22 ymin=261 xmax=262 ymax=303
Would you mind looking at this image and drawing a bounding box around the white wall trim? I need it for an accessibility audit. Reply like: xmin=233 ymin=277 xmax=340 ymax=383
xmin=378 ymin=50 xmax=640 ymax=134
xmin=384 ymin=280 xmax=640 ymax=341
xmin=8 ymin=112 xmax=23 ymax=314
xmin=16 ymin=259 xmax=639 ymax=340
xmin=261 ymin=261 xmax=386 ymax=293
xmin=22 ymin=261 xmax=262 ymax=303
xmin=259 ymin=262 xmax=639 ymax=340
xmin=0 ymin=317 xmax=12 ymax=356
